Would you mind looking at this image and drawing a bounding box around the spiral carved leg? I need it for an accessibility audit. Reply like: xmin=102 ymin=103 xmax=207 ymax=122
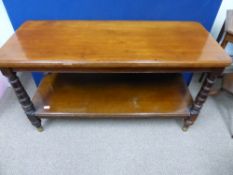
xmin=1 ymin=69 xmax=42 ymax=131
xmin=183 ymin=72 xmax=219 ymax=131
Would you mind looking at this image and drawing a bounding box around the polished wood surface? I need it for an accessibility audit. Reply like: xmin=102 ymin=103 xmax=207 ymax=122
xmin=0 ymin=21 xmax=231 ymax=71
xmin=0 ymin=20 xmax=230 ymax=131
xmin=32 ymin=73 xmax=192 ymax=118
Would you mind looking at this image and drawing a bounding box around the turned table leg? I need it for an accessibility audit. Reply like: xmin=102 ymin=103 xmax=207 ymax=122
xmin=1 ymin=69 xmax=43 ymax=132
xmin=183 ymin=72 xmax=220 ymax=131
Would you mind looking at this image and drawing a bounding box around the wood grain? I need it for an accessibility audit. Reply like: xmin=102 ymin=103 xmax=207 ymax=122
xmin=32 ymin=73 xmax=193 ymax=118
xmin=0 ymin=21 xmax=231 ymax=71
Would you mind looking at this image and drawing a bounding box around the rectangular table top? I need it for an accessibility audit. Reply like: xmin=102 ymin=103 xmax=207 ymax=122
xmin=0 ymin=20 xmax=231 ymax=71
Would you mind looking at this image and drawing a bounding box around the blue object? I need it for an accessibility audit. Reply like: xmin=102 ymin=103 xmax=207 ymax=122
xmin=31 ymin=72 xmax=44 ymax=86
xmin=3 ymin=0 xmax=222 ymax=85
xmin=182 ymin=73 xmax=193 ymax=86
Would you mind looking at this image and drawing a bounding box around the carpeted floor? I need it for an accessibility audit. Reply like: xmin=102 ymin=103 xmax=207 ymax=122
xmin=0 ymin=73 xmax=233 ymax=175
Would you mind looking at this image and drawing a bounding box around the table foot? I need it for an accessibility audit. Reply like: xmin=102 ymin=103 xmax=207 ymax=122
xmin=36 ymin=126 xmax=44 ymax=132
xmin=28 ymin=113 xmax=43 ymax=131
xmin=182 ymin=118 xmax=193 ymax=132
xmin=182 ymin=126 xmax=188 ymax=132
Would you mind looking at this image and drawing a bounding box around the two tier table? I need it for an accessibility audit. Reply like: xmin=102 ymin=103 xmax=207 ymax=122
xmin=0 ymin=21 xmax=231 ymax=132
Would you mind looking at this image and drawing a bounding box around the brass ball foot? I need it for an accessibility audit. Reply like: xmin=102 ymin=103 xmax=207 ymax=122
xmin=37 ymin=126 xmax=44 ymax=132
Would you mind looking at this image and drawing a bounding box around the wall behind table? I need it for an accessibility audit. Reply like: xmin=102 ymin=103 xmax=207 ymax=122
xmin=3 ymin=0 xmax=222 ymax=85
xmin=0 ymin=0 xmax=14 ymax=98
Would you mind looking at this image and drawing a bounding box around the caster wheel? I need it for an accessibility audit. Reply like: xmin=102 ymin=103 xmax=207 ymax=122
xmin=37 ymin=127 xmax=44 ymax=132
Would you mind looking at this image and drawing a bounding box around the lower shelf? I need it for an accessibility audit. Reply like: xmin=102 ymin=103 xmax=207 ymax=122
xmin=32 ymin=73 xmax=193 ymax=118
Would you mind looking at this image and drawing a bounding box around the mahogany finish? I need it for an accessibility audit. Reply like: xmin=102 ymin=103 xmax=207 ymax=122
xmin=0 ymin=21 xmax=231 ymax=131
xmin=32 ymin=73 xmax=192 ymax=118
xmin=0 ymin=21 xmax=231 ymax=71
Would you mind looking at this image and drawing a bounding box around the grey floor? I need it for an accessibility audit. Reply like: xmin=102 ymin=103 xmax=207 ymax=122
xmin=0 ymin=73 xmax=233 ymax=175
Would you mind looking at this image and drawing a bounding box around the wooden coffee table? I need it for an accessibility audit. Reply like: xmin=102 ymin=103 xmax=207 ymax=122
xmin=0 ymin=21 xmax=231 ymax=132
